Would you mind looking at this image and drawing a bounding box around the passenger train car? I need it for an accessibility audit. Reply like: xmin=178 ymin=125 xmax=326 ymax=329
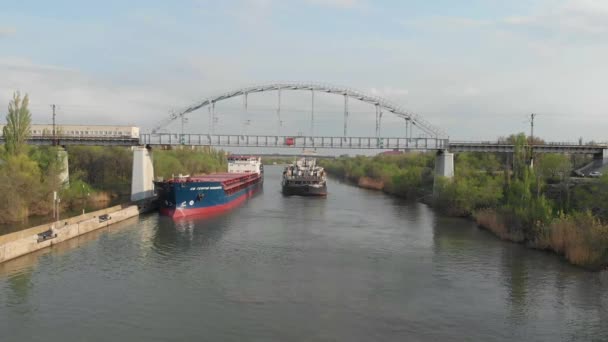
xmin=0 ymin=125 xmax=139 ymax=138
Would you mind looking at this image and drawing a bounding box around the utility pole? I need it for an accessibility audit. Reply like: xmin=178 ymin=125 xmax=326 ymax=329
xmin=530 ymin=113 xmax=537 ymax=168
xmin=530 ymin=113 xmax=536 ymax=144
xmin=51 ymin=104 xmax=57 ymax=145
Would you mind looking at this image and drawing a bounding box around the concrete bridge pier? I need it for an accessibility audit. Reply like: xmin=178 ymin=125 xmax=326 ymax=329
xmin=131 ymin=146 xmax=155 ymax=201
xmin=433 ymin=150 xmax=454 ymax=195
xmin=434 ymin=150 xmax=454 ymax=178
xmin=57 ymin=147 xmax=69 ymax=186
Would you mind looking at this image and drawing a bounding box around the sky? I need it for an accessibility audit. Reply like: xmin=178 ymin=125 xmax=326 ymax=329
xmin=1 ymin=0 xmax=607 ymax=141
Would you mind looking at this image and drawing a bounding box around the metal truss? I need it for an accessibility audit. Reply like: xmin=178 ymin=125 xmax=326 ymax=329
xmin=152 ymin=82 xmax=447 ymax=138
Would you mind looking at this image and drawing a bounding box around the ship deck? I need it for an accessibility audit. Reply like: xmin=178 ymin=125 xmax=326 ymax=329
xmin=163 ymin=172 xmax=260 ymax=186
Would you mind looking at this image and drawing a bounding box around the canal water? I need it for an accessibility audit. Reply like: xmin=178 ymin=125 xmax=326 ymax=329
xmin=1 ymin=166 xmax=607 ymax=341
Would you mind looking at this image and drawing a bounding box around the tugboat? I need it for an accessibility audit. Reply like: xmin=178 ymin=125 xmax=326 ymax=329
xmin=281 ymin=157 xmax=327 ymax=196
xmin=155 ymin=155 xmax=263 ymax=218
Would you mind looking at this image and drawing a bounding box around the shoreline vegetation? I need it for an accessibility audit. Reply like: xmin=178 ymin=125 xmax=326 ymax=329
xmin=0 ymin=146 xmax=228 ymax=230
xmin=0 ymin=91 xmax=230 ymax=231
xmin=319 ymin=134 xmax=608 ymax=271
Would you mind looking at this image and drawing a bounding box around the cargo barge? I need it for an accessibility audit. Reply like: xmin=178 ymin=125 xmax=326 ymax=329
xmin=282 ymin=157 xmax=327 ymax=196
xmin=155 ymin=155 xmax=263 ymax=218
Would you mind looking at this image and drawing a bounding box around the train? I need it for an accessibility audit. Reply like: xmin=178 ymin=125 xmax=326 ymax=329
xmin=0 ymin=124 xmax=140 ymax=138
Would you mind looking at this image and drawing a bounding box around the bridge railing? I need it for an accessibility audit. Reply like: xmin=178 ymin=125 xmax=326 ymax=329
xmin=0 ymin=135 xmax=140 ymax=146
xmin=449 ymin=140 xmax=608 ymax=147
xmin=448 ymin=141 xmax=607 ymax=154
xmin=140 ymin=133 xmax=450 ymax=150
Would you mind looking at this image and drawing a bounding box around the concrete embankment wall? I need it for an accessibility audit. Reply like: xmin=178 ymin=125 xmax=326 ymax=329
xmin=0 ymin=202 xmax=153 ymax=264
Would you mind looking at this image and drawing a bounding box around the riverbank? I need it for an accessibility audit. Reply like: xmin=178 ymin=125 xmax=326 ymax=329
xmin=474 ymin=208 xmax=608 ymax=270
xmin=0 ymin=200 xmax=156 ymax=264
xmin=320 ymin=149 xmax=608 ymax=271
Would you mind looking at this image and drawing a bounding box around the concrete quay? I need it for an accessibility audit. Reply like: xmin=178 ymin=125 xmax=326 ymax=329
xmin=0 ymin=201 xmax=155 ymax=264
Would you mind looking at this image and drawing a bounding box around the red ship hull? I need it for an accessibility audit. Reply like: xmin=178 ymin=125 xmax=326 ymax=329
xmin=159 ymin=183 xmax=261 ymax=219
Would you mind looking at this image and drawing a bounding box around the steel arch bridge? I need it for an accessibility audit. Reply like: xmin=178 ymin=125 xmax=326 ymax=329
xmin=152 ymin=82 xmax=447 ymax=139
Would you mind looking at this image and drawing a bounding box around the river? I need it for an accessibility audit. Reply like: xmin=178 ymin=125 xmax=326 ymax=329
xmin=1 ymin=166 xmax=607 ymax=341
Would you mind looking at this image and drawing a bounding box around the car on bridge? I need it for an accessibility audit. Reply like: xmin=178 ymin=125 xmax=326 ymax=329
xmin=589 ymin=171 xmax=603 ymax=178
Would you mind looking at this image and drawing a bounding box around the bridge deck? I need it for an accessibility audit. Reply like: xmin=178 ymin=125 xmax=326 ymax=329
xmin=140 ymin=134 xmax=449 ymax=150
xmin=0 ymin=136 xmax=141 ymax=146
xmin=448 ymin=142 xmax=607 ymax=154
xmin=2 ymin=134 xmax=606 ymax=154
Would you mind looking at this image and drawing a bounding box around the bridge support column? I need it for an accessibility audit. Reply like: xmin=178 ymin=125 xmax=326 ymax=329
xmin=433 ymin=150 xmax=454 ymax=195
xmin=435 ymin=150 xmax=454 ymax=178
xmin=57 ymin=148 xmax=69 ymax=187
xmin=131 ymin=146 xmax=155 ymax=202
xmin=594 ymin=149 xmax=608 ymax=160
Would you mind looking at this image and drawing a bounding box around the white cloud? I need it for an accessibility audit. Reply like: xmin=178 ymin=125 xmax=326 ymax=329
xmin=406 ymin=1 xmax=608 ymax=40
xmin=226 ymin=0 xmax=276 ymax=28
xmin=0 ymin=27 xmax=16 ymax=37
xmin=306 ymin=0 xmax=362 ymax=9
xmin=402 ymin=16 xmax=489 ymax=31
xmin=0 ymin=57 xmax=74 ymax=73
xmin=0 ymin=58 xmax=180 ymax=128
xmin=503 ymin=0 xmax=608 ymax=35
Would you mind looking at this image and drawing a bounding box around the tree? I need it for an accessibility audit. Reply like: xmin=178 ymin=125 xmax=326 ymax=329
xmin=537 ymin=154 xmax=571 ymax=183
xmin=3 ymin=92 xmax=32 ymax=156
xmin=0 ymin=153 xmax=41 ymax=222
xmin=512 ymin=133 xmax=529 ymax=180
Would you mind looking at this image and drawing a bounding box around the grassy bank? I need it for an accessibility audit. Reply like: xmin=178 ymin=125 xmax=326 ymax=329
xmin=0 ymin=145 xmax=228 ymax=227
xmin=320 ymin=135 xmax=608 ymax=270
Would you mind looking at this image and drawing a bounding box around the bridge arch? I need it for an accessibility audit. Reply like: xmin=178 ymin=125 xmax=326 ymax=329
xmin=153 ymin=82 xmax=446 ymax=138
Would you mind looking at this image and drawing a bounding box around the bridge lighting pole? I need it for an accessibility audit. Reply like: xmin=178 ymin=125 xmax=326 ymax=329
xmin=343 ymin=94 xmax=349 ymax=137
xmin=405 ymin=118 xmax=409 ymax=139
xmin=310 ymin=90 xmax=315 ymax=136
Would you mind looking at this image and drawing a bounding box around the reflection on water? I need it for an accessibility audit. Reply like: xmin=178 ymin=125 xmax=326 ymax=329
xmin=1 ymin=166 xmax=608 ymax=341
